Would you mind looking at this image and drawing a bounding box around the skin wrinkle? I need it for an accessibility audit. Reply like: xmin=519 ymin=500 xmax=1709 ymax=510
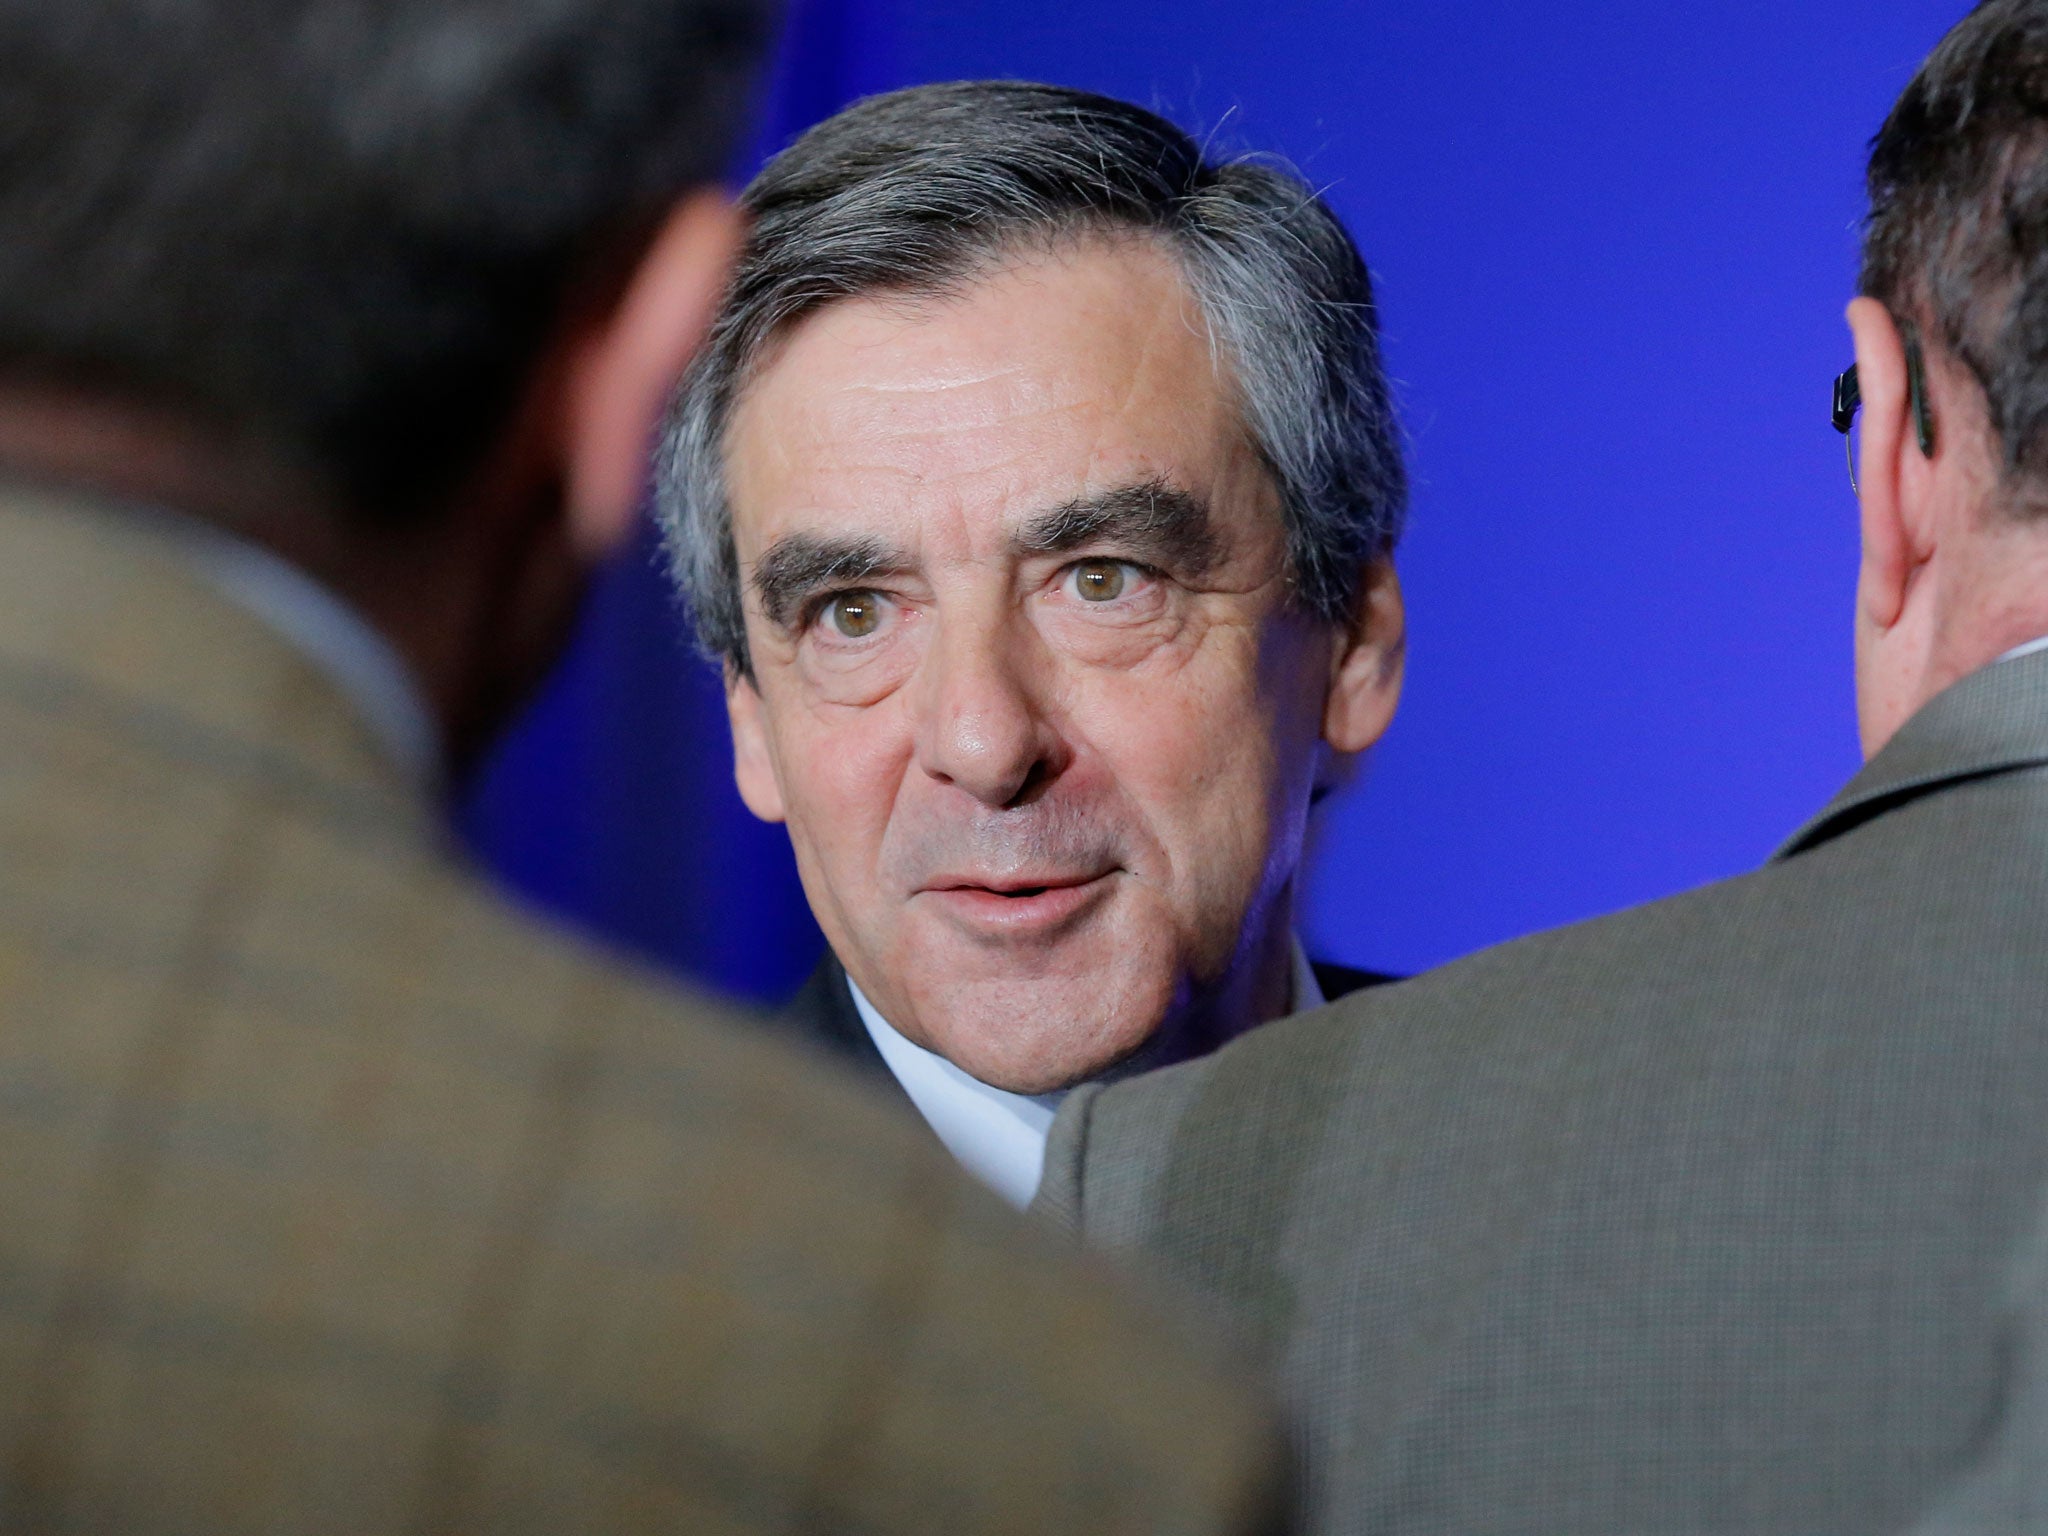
xmin=1090 ymin=237 xmax=1183 ymax=455
xmin=658 ymin=96 xmax=1410 ymax=680
xmin=752 ymin=480 xmax=1223 ymax=638
xmin=723 ymin=238 xmax=1400 ymax=1093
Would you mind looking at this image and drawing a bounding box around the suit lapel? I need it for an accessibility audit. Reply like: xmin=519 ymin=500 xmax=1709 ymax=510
xmin=779 ymin=954 xmax=895 ymax=1079
xmin=1777 ymin=645 xmax=2048 ymax=860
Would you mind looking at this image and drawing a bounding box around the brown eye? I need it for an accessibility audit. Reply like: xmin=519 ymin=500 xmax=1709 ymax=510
xmin=827 ymin=590 xmax=882 ymax=638
xmin=1073 ymin=560 xmax=1127 ymax=602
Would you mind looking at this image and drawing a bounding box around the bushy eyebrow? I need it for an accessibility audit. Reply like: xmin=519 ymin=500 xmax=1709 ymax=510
xmin=1012 ymin=478 xmax=1221 ymax=575
xmin=748 ymin=479 xmax=1216 ymax=631
xmin=749 ymin=533 xmax=908 ymax=630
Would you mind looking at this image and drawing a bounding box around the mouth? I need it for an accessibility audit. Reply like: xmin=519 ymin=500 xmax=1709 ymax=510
xmin=917 ymin=871 xmax=1117 ymax=936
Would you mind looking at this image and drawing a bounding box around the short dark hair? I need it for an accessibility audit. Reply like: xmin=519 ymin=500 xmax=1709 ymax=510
xmin=0 ymin=0 xmax=777 ymax=521
xmin=1863 ymin=0 xmax=2048 ymax=506
xmin=656 ymin=80 xmax=1407 ymax=673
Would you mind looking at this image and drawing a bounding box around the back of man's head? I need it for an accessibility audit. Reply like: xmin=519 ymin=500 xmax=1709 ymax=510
xmin=1864 ymin=0 xmax=2048 ymax=510
xmin=0 ymin=0 xmax=772 ymax=524
xmin=1850 ymin=0 xmax=2048 ymax=753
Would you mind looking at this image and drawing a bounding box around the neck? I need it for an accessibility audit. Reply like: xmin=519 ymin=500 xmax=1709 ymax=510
xmin=0 ymin=385 xmax=474 ymax=775
xmin=1931 ymin=526 xmax=2048 ymax=692
xmin=0 ymin=385 xmax=341 ymax=535
xmin=1865 ymin=520 xmax=2048 ymax=757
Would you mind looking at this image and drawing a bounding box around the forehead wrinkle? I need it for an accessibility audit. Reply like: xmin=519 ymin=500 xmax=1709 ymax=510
xmin=737 ymin=241 xmax=1258 ymax=610
xmin=785 ymin=246 xmax=1216 ymax=447
xmin=818 ymin=373 xmax=1108 ymax=456
xmin=835 ymin=360 xmax=1034 ymax=399
xmin=1109 ymin=257 xmax=1221 ymax=424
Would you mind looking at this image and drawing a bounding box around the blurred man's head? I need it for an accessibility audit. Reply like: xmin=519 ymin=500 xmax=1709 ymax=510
xmin=0 ymin=0 xmax=775 ymax=770
xmin=1851 ymin=0 xmax=2048 ymax=756
xmin=659 ymin=83 xmax=1407 ymax=1094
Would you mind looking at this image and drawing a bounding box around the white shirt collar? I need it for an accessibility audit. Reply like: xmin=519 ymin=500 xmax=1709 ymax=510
xmin=847 ymin=976 xmax=1065 ymax=1210
xmin=848 ymin=934 xmax=1327 ymax=1208
xmin=1999 ymin=633 xmax=2048 ymax=666
xmin=145 ymin=508 xmax=441 ymax=795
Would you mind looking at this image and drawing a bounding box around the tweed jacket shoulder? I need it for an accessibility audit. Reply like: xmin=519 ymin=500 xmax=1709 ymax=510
xmin=0 ymin=484 xmax=1282 ymax=1536
xmin=1039 ymin=645 xmax=2048 ymax=1535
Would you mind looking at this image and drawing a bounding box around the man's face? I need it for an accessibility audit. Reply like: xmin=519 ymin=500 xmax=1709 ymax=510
xmin=724 ymin=237 xmax=1400 ymax=1093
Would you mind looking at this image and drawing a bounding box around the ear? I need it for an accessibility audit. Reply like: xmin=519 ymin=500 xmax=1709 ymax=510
xmin=1846 ymin=296 xmax=1927 ymax=632
xmin=1322 ymin=558 xmax=1406 ymax=753
xmin=726 ymin=666 xmax=788 ymax=823
xmin=563 ymin=191 xmax=745 ymax=558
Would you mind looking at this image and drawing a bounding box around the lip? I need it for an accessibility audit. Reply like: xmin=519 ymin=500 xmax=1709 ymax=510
xmin=916 ymin=871 xmax=1117 ymax=937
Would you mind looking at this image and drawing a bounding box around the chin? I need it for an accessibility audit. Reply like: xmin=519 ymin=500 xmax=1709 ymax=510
xmin=920 ymin=975 xmax=1172 ymax=1095
xmin=953 ymin=1041 xmax=1136 ymax=1097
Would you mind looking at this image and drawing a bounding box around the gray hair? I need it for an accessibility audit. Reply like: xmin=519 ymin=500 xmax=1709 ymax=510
xmin=656 ymin=79 xmax=1407 ymax=674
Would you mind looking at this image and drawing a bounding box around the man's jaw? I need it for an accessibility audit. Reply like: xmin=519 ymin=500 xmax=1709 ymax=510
xmin=906 ymin=962 xmax=1171 ymax=1095
xmin=851 ymin=898 xmax=1192 ymax=1093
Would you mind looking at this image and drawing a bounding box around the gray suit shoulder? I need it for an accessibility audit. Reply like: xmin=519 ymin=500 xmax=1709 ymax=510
xmin=1039 ymin=859 xmax=1778 ymax=1254
xmin=1041 ymin=744 xmax=2048 ymax=1532
xmin=1037 ymin=996 xmax=1369 ymax=1254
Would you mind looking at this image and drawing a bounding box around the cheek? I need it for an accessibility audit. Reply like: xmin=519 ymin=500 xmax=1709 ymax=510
xmin=760 ymin=689 xmax=909 ymax=870
xmin=1070 ymin=654 xmax=1290 ymax=885
xmin=794 ymin=613 xmax=924 ymax=706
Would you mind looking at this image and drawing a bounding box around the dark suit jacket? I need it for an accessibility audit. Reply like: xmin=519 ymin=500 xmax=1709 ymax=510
xmin=1038 ymin=645 xmax=2048 ymax=1535
xmin=0 ymin=482 xmax=1285 ymax=1535
xmin=780 ymin=953 xmax=1396 ymax=1098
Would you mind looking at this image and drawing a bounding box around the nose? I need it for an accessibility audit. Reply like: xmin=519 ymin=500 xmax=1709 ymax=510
xmin=912 ymin=611 xmax=1066 ymax=807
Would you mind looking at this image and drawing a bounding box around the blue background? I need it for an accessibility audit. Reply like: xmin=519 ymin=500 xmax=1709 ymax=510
xmin=461 ymin=0 xmax=1968 ymax=1002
